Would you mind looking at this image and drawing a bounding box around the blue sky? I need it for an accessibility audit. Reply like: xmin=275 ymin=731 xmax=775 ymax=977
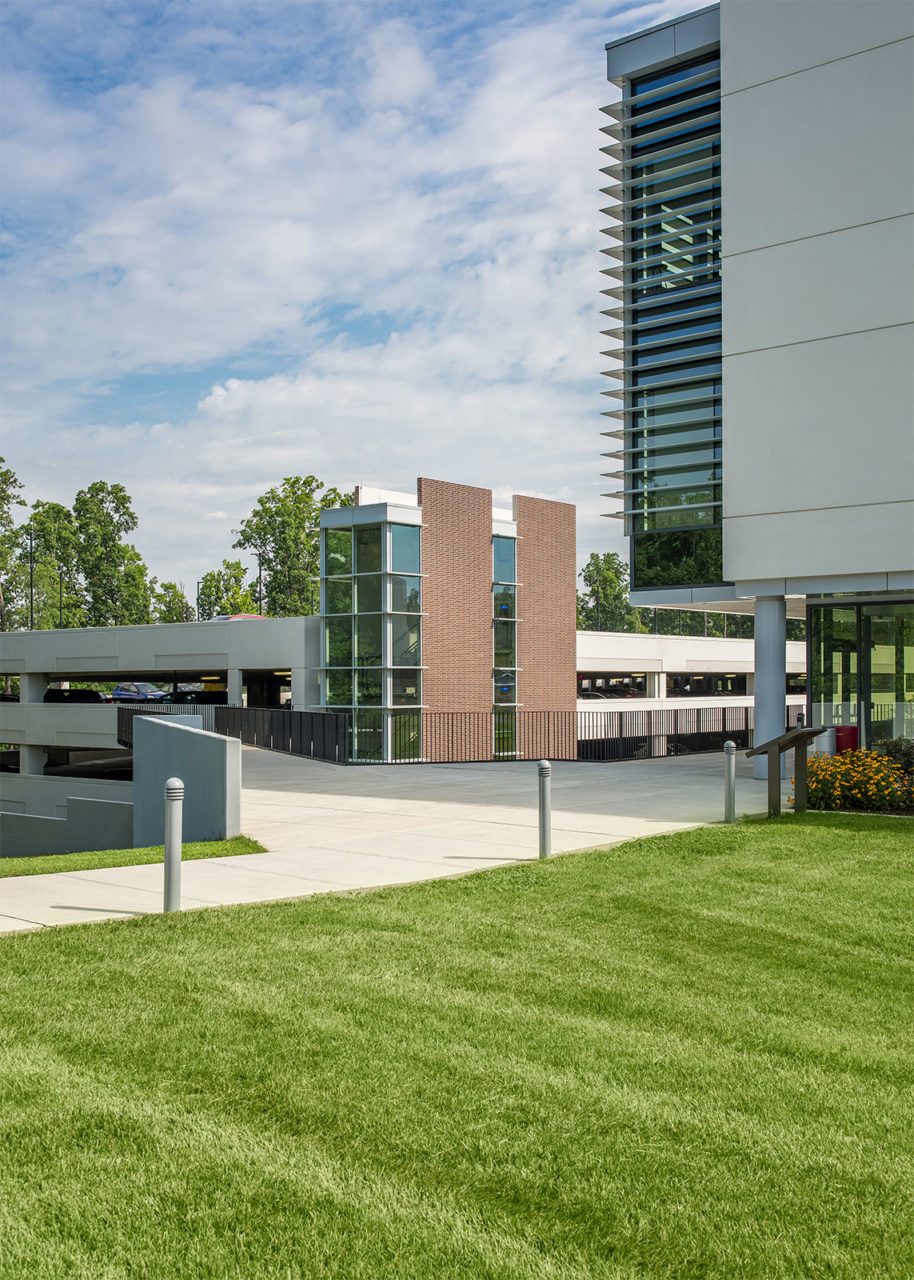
xmin=1 ymin=0 xmax=697 ymax=588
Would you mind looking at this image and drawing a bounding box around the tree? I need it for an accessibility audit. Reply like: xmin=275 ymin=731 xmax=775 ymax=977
xmin=153 ymin=581 xmax=196 ymax=624
xmin=232 ymin=476 xmax=354 ymax=617
xmin=72 ymin=481 xmax=152 ymax=625
xmin=577 ymin=552 xmax=648 ymax=633
xmin=0 ymin=457 xmax=26 ymax=633
xmin=196 ymin=560 xmax=258 ymax=621
xmin=17 ymin=500 xmax=84 ymax=630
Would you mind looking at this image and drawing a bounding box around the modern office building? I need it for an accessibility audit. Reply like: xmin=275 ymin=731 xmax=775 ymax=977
xmin=601 ymin=0 xmax=914 ymax=765
xmin=318 ymin=478 xmax=578 ymax=761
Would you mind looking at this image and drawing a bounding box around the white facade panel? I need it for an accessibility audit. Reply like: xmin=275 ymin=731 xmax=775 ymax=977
xmin=722 ymin=216 xmax=914 ymax=355
xmin=725 ymin=500 xmax=914 ymax=583
xmin=720 ymin=0 xmax=914 ymax=590
xmin=723 ymin=325 xmax=914 ymax=522
xmin=721 ymin=37 xmax=914 ymax=255
xmin=721 ymin=0 xmax=913 ymax=96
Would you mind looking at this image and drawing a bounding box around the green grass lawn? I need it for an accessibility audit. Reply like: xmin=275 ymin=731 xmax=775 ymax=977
xmin=1 ymin=813 xmax=911 ymax=1279
xmin=0 ymin=835 xmax=265 ymax=878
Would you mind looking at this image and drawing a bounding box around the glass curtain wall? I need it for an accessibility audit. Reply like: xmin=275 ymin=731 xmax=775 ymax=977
xmin=808 ymin=599 xmax=913 ymax=745
xmin=321 ymin=522 xmax=422 ymax=761
xmin=493 ymin=535 xmax=518 ymax=757
xmin=600 ymin=53 xmax=724 ymax=588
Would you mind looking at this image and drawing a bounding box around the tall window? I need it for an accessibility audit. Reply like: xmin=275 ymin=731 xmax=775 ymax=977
xmin=492 ymin=536 xmax=517 ymax=709
xmin=601 ymin=52 xmax=724 ymax=588
xmin=321 ymin=521 xmax=422 ymax=760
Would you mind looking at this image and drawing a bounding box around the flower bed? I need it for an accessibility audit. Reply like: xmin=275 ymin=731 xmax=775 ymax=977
xmin=798 ymin=748 xmax=914 ymax=814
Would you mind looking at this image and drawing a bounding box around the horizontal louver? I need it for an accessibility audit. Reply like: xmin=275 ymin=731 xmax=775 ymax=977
xmin=601 ymin=53 xmax=722 ymax=539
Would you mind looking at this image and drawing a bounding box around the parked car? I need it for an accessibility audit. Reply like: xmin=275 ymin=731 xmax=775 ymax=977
xmin=111 ymin=682 xmax=169 ymax=702
xmin=44 ymin=688 xmax=113 ymax=703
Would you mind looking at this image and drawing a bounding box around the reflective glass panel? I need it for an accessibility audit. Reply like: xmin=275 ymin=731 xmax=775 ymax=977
xmin=392 ymin=670 xmax=421 ymax=706
xmin=390 ymin=710 xmax=421 ymax=760
xmin=326 ymin=670 xmax=352 ymax=705
xmin=494 ymin=620 xmax=516 ymax=668
xmin=355 ymin=669 xmax=382 ymax=706
xmin=325 ymin=528 xmax=352 ymax=576
xmin=493 ymin=537 xmax=516 ymax=584
xmin=493 ymin=670 xmax=517 ymax=705
xmin=636 ymin=505 xmax=718 ymax=531
xmin=355 ymin=525 xmax=382 ymax=573
xmin=325 ymin=617 xmax=352 ymax=667
xmin=355 ymin=615 xmax=382 ymax=666
xmin=390 ymin=524 xmax=420 ymax=574
xmin=353 ymin=710 xmax=383 ymax=761
xmin=325 ymin=579 xmax=352 ymax=614
xmin=632 ymin=528 xmax=722 ymax=589
xmin=493 ymin=710 xmax=516 ymax=757
xmin=391 ymin=615 xmax=420 ymax=666
xmin=390 ymin=574 xmax=421 ymax=613
xmin=493 ymin=585 xmax=516 ymax=619
xmin=862 ymin=602 xmax=914 ymax=742
xmin=355 ymin=575 xmax=382 ymax=613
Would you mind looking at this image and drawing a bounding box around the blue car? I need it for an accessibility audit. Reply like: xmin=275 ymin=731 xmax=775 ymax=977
xmin=111 ymin=682 xmax=169 ymax=702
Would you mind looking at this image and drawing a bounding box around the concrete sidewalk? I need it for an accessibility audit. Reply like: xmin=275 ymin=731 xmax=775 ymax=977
xmin=0 ymin=749 xmax=787 ymax=935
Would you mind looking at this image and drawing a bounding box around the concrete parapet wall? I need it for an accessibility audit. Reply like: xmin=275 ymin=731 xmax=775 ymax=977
xmin=0 ymin=773 xmax=133 ymax=819
xmin=133 ymin=717 xmax=241 ymax=847
xmin=0 ymin=796 xmax=134 ymax=858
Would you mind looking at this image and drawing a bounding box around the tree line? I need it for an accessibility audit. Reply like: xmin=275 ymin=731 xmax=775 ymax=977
xmin=0 ymin=459 xmax=351 ymax=631
xmin=0 ymin=459 xmax=803 ymax=641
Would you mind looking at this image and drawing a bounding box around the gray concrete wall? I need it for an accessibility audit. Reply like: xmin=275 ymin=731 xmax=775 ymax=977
xmin=133 ymin=717 xmax=241 ymax=847
xmin=0 ymin=773 xmax=133 ymax=819
xmin=0 ymin=796 xmax=134 ymax=858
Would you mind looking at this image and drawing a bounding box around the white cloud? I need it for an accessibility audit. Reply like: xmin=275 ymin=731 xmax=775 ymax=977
xmin=0 ymin=0 xmax=701 ymax=583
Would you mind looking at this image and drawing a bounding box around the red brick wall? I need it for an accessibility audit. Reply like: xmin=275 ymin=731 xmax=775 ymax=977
xmin=417 ymin=478 xmax=494 ymax=734
xmin=514 ymin=495 xmax=577 ymax=719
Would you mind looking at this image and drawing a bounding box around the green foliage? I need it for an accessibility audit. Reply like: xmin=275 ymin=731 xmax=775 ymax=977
xmin=233 ymin=475 xmax=354 ymax=617
xmin=152 ymin=580 xmax=195 ymax=624
xmin=879 ymin=737 xmax=914 ymax=775
xmin=803 ymin=748 xmax=913 ymax=813
xmin=0 ymin=456 xmax=26 ymax=633
xmin=1 ymin=817 xmax=911 ymax=1277
xmin=72 ymin=481 xmax=152 ymax=626
xmin=196 ymin=559 xmax=258 ymax=620
xmin=576 ymin=551 xmax=647 ymax=632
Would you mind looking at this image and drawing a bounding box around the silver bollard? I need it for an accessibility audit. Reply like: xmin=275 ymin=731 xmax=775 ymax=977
xmin=723 ymin=741 xmax=736 ymax=824
xmin=164 ymin=777 xmax=184 ymax=912
xmin=538 ymin=760 xmax=552 ymax=859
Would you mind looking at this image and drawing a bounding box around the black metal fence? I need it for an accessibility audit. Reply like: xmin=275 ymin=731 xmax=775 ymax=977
xmin=119 ymin=701 xmax=804 ymax=766
xmin=214 ymin=706 xmax=350 ymax=763
xmin=117 ymin=702 xmax=217 ymax=746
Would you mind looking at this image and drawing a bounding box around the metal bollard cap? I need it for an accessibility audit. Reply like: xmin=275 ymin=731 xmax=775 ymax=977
xmin=537 ymin=759 xmax=551 ymax=776
xmin=723 ymin=740 xmax=736 ymax=753
xmin=165 ymin=776 xmax=185 ymax=799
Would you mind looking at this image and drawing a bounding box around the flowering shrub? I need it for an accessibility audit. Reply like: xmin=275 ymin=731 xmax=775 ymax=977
xmin=799 ymin=749 xmax=914 ymax=814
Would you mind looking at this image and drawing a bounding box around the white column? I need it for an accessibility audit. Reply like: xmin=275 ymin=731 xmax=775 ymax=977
xmin=227 ymin=669 xmax=243 ymax=707
xmin=290 ymin=667 xmax=307 ymax=711
xmin=646 ymin=671 xmax=667 ymax=700
xmin=20 ymin=745 xmax=48 ymax=776
xmin=753 ymin=596 xmax=787 ymax=780
xmin=21 ymin=673 xmax=47 ymax=702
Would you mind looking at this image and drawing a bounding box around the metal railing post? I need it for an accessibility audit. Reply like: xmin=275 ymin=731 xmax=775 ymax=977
xmin=538 ymin=760 xmax=552 ymax=859
xmin=164 ymin=777 xmax=184 ymax=912
xmin=724 ymin=740 xmax=736 ymax=824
